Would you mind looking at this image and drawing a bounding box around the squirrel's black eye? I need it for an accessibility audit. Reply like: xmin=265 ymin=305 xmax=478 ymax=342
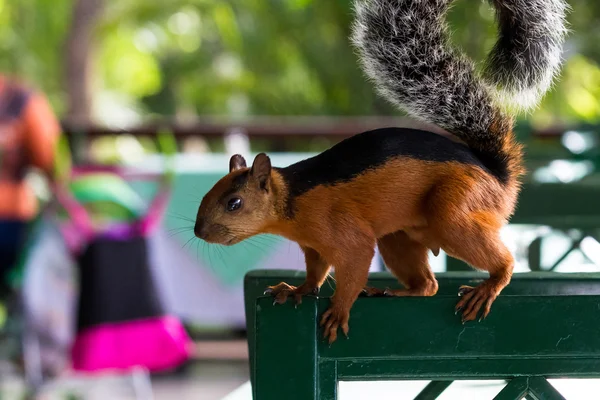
xmin=226 ymin=197 xmax=243 ymax=212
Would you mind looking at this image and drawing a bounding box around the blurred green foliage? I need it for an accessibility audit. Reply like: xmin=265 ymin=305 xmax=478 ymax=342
xmin=0 ymin=0 xmax=599 ymax=127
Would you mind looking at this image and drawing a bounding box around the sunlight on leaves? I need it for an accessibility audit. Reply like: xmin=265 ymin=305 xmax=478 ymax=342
xmin=99 ymin=24 xmax=162 ymax=98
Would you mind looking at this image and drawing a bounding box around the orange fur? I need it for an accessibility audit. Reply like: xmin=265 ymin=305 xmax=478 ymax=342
xmin=196 ymin=130 xmax=522 ymax=342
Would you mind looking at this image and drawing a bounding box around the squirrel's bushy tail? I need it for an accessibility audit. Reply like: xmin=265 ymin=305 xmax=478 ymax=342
xmin=351 ymin=0 xmax=568 ymax=183
xmin=485 ymin=0 xmax=569 ymax=111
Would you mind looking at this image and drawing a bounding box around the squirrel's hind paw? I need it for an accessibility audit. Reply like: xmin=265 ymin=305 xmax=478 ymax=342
xmin=320 ymin=306 xmax=350 ymax=345
xmin=455 ymin=284 xmax=497 ymax=323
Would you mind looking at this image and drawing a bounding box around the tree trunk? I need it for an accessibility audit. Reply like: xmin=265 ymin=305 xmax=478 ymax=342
xmin=64 ymin=0 xmax=103 ymax=127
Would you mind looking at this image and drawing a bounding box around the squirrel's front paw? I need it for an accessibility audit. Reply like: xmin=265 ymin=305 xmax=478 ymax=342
xmin=264 ymin=282 xmax=319 ymax=305
xmin=320 ymin=306 xmax=350 ymax=345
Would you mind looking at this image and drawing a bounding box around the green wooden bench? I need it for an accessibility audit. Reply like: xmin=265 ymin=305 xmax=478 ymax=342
xmin=245 ymin=270 xmax=600 ymax=399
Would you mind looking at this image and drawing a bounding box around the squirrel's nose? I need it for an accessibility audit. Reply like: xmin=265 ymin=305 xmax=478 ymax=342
xmin=194 ymin=218 xmax=208 ymax=239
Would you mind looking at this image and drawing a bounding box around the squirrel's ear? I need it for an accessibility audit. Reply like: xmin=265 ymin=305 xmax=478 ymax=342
xmin=250 ymin=153 xmax=271 ymax=191
xmin=229 ymin=154 xmax=247 ymax=172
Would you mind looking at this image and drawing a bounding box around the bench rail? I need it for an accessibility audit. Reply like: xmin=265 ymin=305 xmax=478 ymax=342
xmin=246 ymin=271 xmax=600 ymax=399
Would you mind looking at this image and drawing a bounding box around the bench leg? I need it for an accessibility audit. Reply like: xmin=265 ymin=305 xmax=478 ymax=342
xmin=527 ymin=377 xmax=566 ymax=400
xmin=318 ymin=361 xmax=338 ymax=400
xmin=494 ymin=378 xmax=529 ymax=400
xmin=254 ymin=297 xmax=321 ymax=399
xmin=414 ymin=381 xmax=452 ymax=400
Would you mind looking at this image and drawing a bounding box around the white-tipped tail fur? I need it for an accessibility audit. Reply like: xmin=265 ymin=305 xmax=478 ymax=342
xmin=485 ymin=0 xmax=569 ymax=111
xmin=351 ymin=0 xmax=568 ymax=167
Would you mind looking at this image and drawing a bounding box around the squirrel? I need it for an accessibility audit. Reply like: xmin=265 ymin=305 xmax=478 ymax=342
xmin=195 ymin=0 xmax=568 ymax=343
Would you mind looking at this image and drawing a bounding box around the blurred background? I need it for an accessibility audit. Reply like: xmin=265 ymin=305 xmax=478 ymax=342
xmin=0 ymin=0 xmax=599 ymax=399
xmin=4 ymin=0 xmax=599 ymax=127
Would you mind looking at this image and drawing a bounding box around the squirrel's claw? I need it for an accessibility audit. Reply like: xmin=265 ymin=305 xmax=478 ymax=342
xmin=320 ymin=307 xmax=350 ymax=345
xmin=456 ymin=284 xmax=497 ymax=323
xmin=264 ymin=282 xmax=319 ymax=306
xmin=361 ymin=286 xmax=386 ymax=297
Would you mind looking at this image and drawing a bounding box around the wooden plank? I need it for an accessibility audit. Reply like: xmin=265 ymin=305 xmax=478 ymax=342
xmin=414 ymin=381 xmax=453 ymax=400
xmin=317 ymin=295 xmax=600 ymax=360
xmin=251 ymin=293 xmax=600 ymax=398
xmin=245 ymin=271 xmax=600 ymax=393
xmin=528 ymin=377 xmax=566 ymax=400
xmin=493 ymin=378 xmax=529 ymax=400
xmin=254 ymin=296 xmax=319 ymax=400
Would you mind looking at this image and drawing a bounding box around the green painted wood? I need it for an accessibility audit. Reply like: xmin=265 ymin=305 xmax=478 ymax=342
xmin=446 ymin=257 xmax=471 ymax=271
xmin=414 ymin=381 xmax=453 ymax=400
xmin=248 ymin=271 xmax=600 ymax=399
xmin=318 ymin=361 xmax=338 ymax=400
xmin=527 ymin=377 xmax=566 ymax=400
xmin=336 ymin=359 xmax=600 ymax=380
xmin=316 ymin=296 xmax=600 ymax=360
xmin=254 ymin=292 xmax=319 ymax=400
xmin=245 ymin=270 xmax=600 ymax=302
xmin=528 ymin=237 xmax=543 ymax=272
xmin=548 ymin=238 xmax=583 ymax=271
xmin=245 ymin=270 xmax=600 ymax=393
xmin=493 ymin=378 xmax=528 ymax=400
xmin=511 ymin=183 xmax=600 ymax=228
xmin=245 ymin=269 xmax=600 ymax=383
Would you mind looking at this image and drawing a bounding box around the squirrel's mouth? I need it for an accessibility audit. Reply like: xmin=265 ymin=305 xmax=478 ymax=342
xmin=199 ymin=235 xmax=238 ymax=246
xmin=226 ymin=237 xmax=239 ymax=245
xmin=203 ymin=235 xmax=241 ymax=246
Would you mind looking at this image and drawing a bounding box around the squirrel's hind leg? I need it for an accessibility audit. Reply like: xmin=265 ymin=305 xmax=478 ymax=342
xmin=436 ymin=211 xmax=514 ymax=323
xmin=376 ymin=230 xmax=439 ymax=297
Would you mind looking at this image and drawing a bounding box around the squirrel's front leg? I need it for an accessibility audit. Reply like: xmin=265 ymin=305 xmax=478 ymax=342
xmin=320 ymin=242 xmax=374 ymax=344
xmin=265 ymin=246 xmax=330 ymax=305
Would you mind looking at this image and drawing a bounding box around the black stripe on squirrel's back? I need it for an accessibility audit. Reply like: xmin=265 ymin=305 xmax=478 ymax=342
xmin=276 ymin=127 xmax=507 ymax=216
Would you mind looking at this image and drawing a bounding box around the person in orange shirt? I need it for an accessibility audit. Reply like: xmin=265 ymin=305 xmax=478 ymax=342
xmin=0 ymin=76 xmax=61 ymax=295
